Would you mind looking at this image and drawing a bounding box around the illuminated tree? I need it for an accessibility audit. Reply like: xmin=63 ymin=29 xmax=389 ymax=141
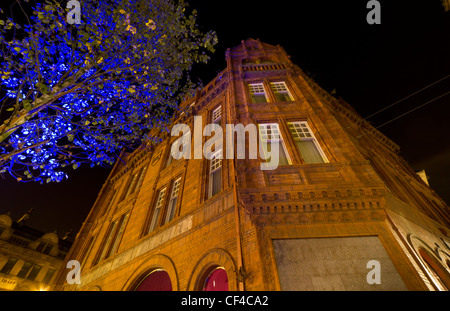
xmin=0 ymin=0 xmax=216 ymax=183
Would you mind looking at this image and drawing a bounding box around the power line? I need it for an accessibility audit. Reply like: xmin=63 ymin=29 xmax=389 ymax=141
xmin=364 ymin=75 xmax=450 ymax=120
xmin=357 ymin=91 xmax=450 ymax=139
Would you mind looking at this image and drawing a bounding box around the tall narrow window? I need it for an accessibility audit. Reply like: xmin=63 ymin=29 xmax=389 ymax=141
xmin=107 ymin=213 xmax=129 ymax=257
xmin=0 ymin=257 xmax=18 ymax=274
xmin=258 ymin=123 xmax=291 ymax=166
xmin=126 ymin=174 xmax=138 ymax=197
xmin=102 ymin=188 xmax=118 ymax=216
xmin=166 ymin=142 xmax=178 ymax=167
xmin=148 ymin=188 xmax=167 ymax=233
xmin=80 ymin=235 xmax=96 ymax=268
xmin=27 ymin=264 xmax=42 ymax=281
xmin=209 ymin=150 xmax=222 ymax=198
xmin=212 ymin=106 xmax=222 ymax=124
xmin=287 ymin=121 xmax=327 ymax=164
xmin=43 ymin=244 xmax=53 ymax=255
xmin=36 ymin=242 xmax=46 ymax=253
xmin=249 ymin=83 xmax=268 ymax=103
xmin=164 ymin=177 xmax=182 ymax=225
xmin=95 ymin=220 xmax=118 ymax=265
xmin=17 ymin=262 xmax=33 ymax=278
xmin=270 ymin=82 xmax=293 ymax=102
xmin=133 ymin=166 xmax=148 ymax=193
xmin=42 ymin=268 xmax=56 ymax=284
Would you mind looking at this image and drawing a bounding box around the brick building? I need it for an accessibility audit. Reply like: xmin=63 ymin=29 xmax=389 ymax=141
xmin=54 ymin=39 xmax=450 ymax=291
xmin=0 ymin=211 xmax=72 ymax=291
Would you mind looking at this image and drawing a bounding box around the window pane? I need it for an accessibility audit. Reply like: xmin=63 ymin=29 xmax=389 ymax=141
xmin=125 ymin=174 xmax=139 ymax=198
xmin=17 ymin=262 xmax=33 ymax=278
xmin=43 ymin=244 xmax=53 ymax=255
xmin=251 ymin=94 xmax=267 ymax=103
xmin=249 ymin=84 xmax=267 ymax=103
xmin=288 ymin=121 xmax=326 ymax=164
xmin=0 ymin=258 xmax=18 ymax=274
xmin=107 ymin=213 xmax=129 ymax=257
xmin=274 ymin=92 xmax=292 ymax=102
xmin=80 ymin=236 xmax=96 ymax=268
xmin=97 ymin=220 xmax=118 ymax=263
xmin=42 ymin=268 xmax=56 ymax=284
xmin=295 ymin=140 xmax=324 ymax=164
xmin=164 ymin=178 xmax=181 ymax=224
xmin=261 ymin=141 xmax=289 ymax=166
xmin=259 ymin=123 xmax=290 ymax=167
xmin=27 ymin=265 xmax=42 ymax=281
xmin=212 ymin=106 xmax=222 ymax=123
xmin=271 ymin=82 xmax=293 ymax=102
xmin=211 ymin=168 xmax=222 ymax=197
xmin=134 ymin=166 xmax=148 ymax=191
xmin=149 ymin=188 xmax=167 ymax=233
xmin=36 ymin=242 xmax=46 ymax=253
xmin=165 ymin=197 xmax=178 ymax=224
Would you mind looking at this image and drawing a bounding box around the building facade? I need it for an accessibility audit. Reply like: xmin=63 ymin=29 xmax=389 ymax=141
xmin=0 ymin=211 xmax=72 ymax=291
xmin=54 ymin=39 xmax=450 ymax=291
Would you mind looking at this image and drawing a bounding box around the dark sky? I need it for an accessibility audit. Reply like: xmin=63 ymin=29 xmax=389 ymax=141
xmin=0 ymin=0 xmax=449 ymax=237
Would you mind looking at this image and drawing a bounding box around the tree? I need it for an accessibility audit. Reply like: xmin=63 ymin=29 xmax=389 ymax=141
xmin=0 ymin=0 xmax=217 ymax=183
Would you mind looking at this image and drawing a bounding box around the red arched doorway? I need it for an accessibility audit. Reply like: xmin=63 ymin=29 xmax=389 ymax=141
xmin=135 ymin=269 xmax=173 ymax=291
xmin=202 ymin=267 xmax=228 ymax=291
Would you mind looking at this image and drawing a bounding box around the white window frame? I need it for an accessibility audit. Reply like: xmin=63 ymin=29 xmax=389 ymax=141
xmin=148 ymin=187 xmax=167 ymax=233
xmin=287 ymin=121 xmax=328 ymax=163
xmin=258 ymin=123 xmax=292 ymax=165
xmin=208 ymin=149 xmax=223 ymax=198
xmin=212 ymin=105 xmax=222 ymax=124
xmin=270 ymin=81 xmax=294 ymax=102
xmin=164 ymin=177 xmax=182 ymax=224
xmin=248 ymin=83 xmax=269 ymax=103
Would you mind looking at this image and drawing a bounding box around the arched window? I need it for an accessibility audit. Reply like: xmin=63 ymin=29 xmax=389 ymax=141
xmin=202 ymin=267 xmax=228 ymax=291
xmin=135 ymin=269 xmax=173 ymax=291
xmin=419 ymin=248 xmax=450 ymax=290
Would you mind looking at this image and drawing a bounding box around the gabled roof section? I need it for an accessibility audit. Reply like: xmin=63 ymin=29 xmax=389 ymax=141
xmin=230 ymin=38 xmax=278 ymax=53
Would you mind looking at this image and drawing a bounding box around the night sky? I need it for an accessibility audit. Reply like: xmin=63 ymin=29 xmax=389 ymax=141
xmin=0 ymin=0 xmax=449 ymax=237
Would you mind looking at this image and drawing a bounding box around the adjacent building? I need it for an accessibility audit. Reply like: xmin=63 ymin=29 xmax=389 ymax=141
xmin=53 ymin=39 xmax=450 ymax=291
xmin=0 ymin=211 xmax=72 ymax=291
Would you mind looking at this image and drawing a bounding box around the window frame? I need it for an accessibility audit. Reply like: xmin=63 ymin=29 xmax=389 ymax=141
xmin=93 ymin=219 xmax=119 ymax=266
xmin=208 ymin=149 xmax=223 ymax=198
xmin=26 ymin=264 xmax=42 ymax=281
xmin=147 ymin=187 xmax=168 ymax=234
xmin=17 ymin=261 xmax=33 ymax=278
xmin=0 ymin=257 xmax=18 ymax=274
xmin=212 ymin=105 xmax=222 ymax=124
xmin=270 ymin=81 xmax=294 ymax=102
xmin=248 ymin=83 xmax=269 ymax=103
xmin=258 ymin=123 xmax=292 ymax=166
xmin=42 ymin=268 xmax=56 ymax=285
xmin=287 ymin=121 xmax=328 ymax=164
xmin=106 ymin=212 xmax=130 ymax=257
xmin=163 ymin=177 xmax=182 ymax=225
